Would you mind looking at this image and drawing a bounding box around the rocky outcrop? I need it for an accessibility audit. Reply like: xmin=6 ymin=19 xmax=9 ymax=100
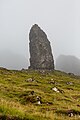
xmin=29 ymin=24 xmax=54 ymax=70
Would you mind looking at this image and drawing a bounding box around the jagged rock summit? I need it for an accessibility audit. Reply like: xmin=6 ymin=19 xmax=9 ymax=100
xmin=29 ymin=24 xmax=54 ymax=70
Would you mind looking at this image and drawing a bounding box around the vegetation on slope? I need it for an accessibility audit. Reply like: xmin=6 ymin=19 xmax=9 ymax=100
xmin=0 ymin=68 xmax=80 ymax=120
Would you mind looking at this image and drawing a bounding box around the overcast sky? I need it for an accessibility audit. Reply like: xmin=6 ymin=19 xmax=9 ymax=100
xmin=0 ymin=0 xmax=80 ymax=69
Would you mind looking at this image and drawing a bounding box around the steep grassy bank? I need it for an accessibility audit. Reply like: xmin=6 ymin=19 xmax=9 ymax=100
xmin=0 ymin=68 xmax=80 ymax=120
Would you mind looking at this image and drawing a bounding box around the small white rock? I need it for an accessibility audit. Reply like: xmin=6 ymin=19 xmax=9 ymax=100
xmin=27 ymin=78 xmax=33 ymax=82
xmin=37 ymin=101 xmax=41 ymax=105
xmin=52 ymin=87 xmax=59 ymax=93
xmin=36 ymin=96 xmax=39 ymax=99
xmin=69 ymin=113 xmax=74 ymax=117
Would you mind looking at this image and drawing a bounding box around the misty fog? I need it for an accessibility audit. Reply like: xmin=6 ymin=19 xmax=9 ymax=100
xmin=0 ymin=50 xmax=28 ymax=70
xmin=0 ymin=0 xmax=80 ymax=71
xmin=56 ymin=55 xmax=80 ymax=75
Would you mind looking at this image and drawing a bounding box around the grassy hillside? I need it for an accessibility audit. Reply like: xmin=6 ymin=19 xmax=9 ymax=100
xmin=0 ymin=68 xmax=80 ymax=120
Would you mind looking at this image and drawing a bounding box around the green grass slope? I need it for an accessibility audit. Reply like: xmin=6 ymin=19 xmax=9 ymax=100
xmin=0 ymin=68 xmax=80 ymax=120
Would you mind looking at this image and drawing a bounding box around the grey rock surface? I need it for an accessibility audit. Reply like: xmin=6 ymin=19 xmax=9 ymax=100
xmin=29 ymin=24 xmax=54 ymax=70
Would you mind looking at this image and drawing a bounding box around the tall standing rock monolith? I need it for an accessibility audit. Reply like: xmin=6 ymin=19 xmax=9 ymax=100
xmin=29 ymin=24 xmax=54 ymax=70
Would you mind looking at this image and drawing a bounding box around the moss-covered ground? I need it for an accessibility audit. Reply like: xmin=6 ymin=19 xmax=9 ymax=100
xmin=0 ymin=68 xmax=80 ymax=120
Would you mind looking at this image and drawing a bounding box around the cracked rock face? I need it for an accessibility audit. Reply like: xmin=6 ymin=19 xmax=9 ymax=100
xmin=29 ymin=24 xmax=54 ymax=70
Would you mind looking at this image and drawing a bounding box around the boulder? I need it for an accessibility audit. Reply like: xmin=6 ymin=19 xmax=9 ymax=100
xmin=29 ymin=24 xmax=54 ymax=70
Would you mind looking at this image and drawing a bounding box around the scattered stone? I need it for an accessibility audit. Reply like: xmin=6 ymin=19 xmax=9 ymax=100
xmin=39 ymin=70 xmax=45 ymax=74
xmin=56 ymin=109 xmax=80 ymax=117
xmin=52 ymin=87 xmax=64 ymax=93
xmin=48 ymin=78 xmax=55 ymax=84
xmin=37 ymin=101 xmax=41 ymax=105
xmin=26 ymin=78 xmax=34 ymax=82
xmin=48 ymin=80 xmax=55 ymax=84
xmin=36 ymin=96 xmax=42 ymax=105
xmin=68 ymin=110 xmax=74 ymax=117
xmin=29 ymin=24 xmax=54 ymax=70
xmin=52 ymin=87 xmax=59 ymax=93
xmin=67 ymin=109 xmax=80 ymax=117
xmin=36 ymin=96 xmax=41 ymax=101
xmin=68 ymin=112 xmax=74 ymax=117
xmin=66 ymin=82 xmax=73 ymax=85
